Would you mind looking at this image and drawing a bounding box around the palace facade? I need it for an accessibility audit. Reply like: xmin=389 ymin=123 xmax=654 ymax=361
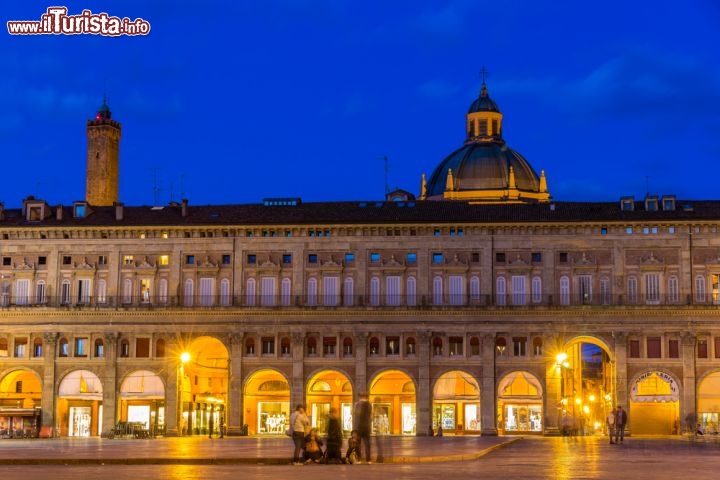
xmin=1 ymin=83 xmax=719 ymax=440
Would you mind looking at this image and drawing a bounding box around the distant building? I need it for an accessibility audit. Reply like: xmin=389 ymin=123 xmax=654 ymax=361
xmin=0 ymin=82 xmax=717 ymax=439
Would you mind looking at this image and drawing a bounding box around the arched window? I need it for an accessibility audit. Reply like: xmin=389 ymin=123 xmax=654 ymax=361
xmin=245 ymin=338 xmax=255 ymax=355
xmin=532 ymin=337 xmax=543 ymax=356
xmin=433 ymin=276 xmax=443 ymax=305
xmin=280 ymin=337 xmax=291 ymax=356
xmin=496 ymin=277 xmax=506 ymax=306
xmin=432 ymin=336 xmax=443 ymax=356
xmin=470 ymin=276 xmax=480 ymax=302
xmin=157 ymin=278 xmax=168 ymax=305
xmin=281 ymin=278 xmax=292 ymax=306
xmin=495 ymin=337 xmax=507 ymax=357
xmin=407 ymin=276 xmax=417 ymax=306
xmin=559 ymin=276 xmax=570 ymax=305
xmin=627 ymin=276 xmax=638 ymax=304
xmin=668 ymin=276 xmax=679 ymax=304
xmin=59 ymin=337 xmax=69 ymax=357
xmin=369 ymin=336 xmax=379 ymax=355
xmin=531 ymin=276 xmax=542 ymax=303
xmin=307 ymin=278 xmax=317 ymax=306
xmin=94 ymin=338 xmax=104 ymax=358
xmin=122 ymin=278 xmax=133 ymax=305
xmin=156 ymin=338 xmax=166 ymax=358
xmin=343 ymin=337 xmax=353 ymax=356
xmin=246 ymin=278 xmax=256 ymax=306
xmin=183 ymin=279 xmax=194 ymax=307
xmin=96 ymin=279 xmax=107 ymax=305
xmin=406 ymin=337 xmax=416 ymax=356
xmin=343 ymin=277 xmax=354 ymax=306
xmin=307 ymin=337 xmax=317 ymax=355
xmin=35 ymin=280 xmax=47 ymax=304
xmin=61 ymin=279 xmax=71 ymax=305
xmin=218 ymin=278 xmax=231 ymax=306
xmin=600 ymin=277 xmax=611 ymax=305
xmin=369 ymin=277 xmax=380 ymax=306
xmin=695 ymin=275 xmax=706 ymax=303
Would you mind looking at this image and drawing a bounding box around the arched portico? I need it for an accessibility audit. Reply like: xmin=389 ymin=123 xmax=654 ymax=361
xmin=306 ymin=369 xmax=353 ymax=434
xmin=243 ymin=368 xmax=290 ymax=435
xmin=368 ymin=369 xmax=416 ymax=435
xmin=432 ymin=370 xmax=481 ymax=434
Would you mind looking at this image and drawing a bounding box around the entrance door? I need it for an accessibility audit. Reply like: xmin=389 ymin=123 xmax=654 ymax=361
xmin=69 ymin=407 xmax=91 ymax=437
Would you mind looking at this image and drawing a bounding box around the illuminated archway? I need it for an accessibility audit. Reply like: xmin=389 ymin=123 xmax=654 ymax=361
xmin=57 ymin=370 xmax=103 ymax=437
xmin=118 ymin=370 xmax=165 ymax=435
xmin=243 ymin=368 xmax=290 ymax=435
xmin=432 ymin=370 xmax=480 ymax=433
xmin=497 ymin=371 xmax=543 ymax=434
xmin=369 ymin=369 xmax=416 ymax=435
xmin=698 ymin=371 xmax=720 ymax=434
xmin=555 ymin=336 xmax=615 ymax=436
xmin=629 ymin=370 xmax=680 ymax=435
xmin=306 ymin=369 xmax=353 ymax=434
xmin=0 ymin=369 xmax=42 ymax=438
xmin=179 ymin=336 xmax=229 ymax=436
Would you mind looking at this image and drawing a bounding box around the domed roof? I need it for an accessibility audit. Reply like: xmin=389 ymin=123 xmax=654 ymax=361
xmin=421 ymin=79 xmax=550 ymax=203
xmin=467 ymin=83 xmax=499 ymax=113
xmin=425 ymin=142 xmax=542 ymax=198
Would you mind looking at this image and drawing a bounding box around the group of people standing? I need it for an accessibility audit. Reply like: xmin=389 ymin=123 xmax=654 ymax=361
xmin=606 ymin=405 xmax=628 ymax=444
xmin=288 ymin=392 xmax=374 ymax=465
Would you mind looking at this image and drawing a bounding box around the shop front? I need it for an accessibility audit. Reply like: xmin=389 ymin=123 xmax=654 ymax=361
xmin=432 ymin=370 xmax=481 ymax=434
xmin=306 ymin=370 xmax=353 ymax=435
xmin=698 ymin=371 xmax=720 ymax=434
xmin=629 ymin=371 xmax=680 ymax=435
xmin=57 ymin=370 xmax=103 ymax=437
xmin=0 ymin=407 xmax=41 ymax=438
xmin=119 ymin=370 xmax=166 ymax=436
xmin=243 ymin=369 xmax=290 ymax=435
xmin=497 ymin=371 xmax=543 ymax=434
xmin=369 ymin=370 xmax=416 ymax=435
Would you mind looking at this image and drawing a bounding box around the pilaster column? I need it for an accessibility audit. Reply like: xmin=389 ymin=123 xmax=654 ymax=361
xmin=226 ymin=332 xmax=244 ymax=436
xmin=101 ymin=332 xmax=118 ymax=436
xmin=354 ymin=332 xmax=369 ymax=394
xmin=164 ymin=337 xmax=181 ymax=436
xmin=41 ymin=332 xmax=58 ymax=434
xmin=291 ymin=332 xmax=305 ymax=408
xmin=613 ymin=331 xmax=628 ymax=414
xmin=416 ymin=330 xmax=432 ymax=436
xmin=681 ymin=332 xmax=697 ymax=434
xmin=480 ymin=334 xmax=498 ymax=435
xmin=543 ymin=334 xmax=562 ymax=435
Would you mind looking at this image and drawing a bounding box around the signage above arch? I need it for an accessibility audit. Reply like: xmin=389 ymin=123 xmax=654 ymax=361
xmin=630 ymin=371 xmax=679 ymax=402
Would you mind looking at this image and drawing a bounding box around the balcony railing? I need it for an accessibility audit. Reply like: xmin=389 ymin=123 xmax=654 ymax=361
xmin=0 ymin=292 xmax=716 ymax=310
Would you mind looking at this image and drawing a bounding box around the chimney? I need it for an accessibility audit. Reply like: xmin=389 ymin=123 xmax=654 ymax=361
xmin=181 ymin=198 xmax=188 ymax=217
xmin=115 ymin=202 xmax=124 ymax=221
xmin=56 ymin=205 xmax=63 ymax=221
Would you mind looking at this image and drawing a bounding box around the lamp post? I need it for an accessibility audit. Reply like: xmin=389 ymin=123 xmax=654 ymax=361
xmin=556 ymin=352 xmax=570 ymax=435
xmin=178 ymin=352 xmax=190 ymax=436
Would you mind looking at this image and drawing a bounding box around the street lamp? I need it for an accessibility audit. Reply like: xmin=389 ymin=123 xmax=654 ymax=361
xmin=556 ymin=352 xmax=571 ymax=435
xmin=178 ymin=352 xmax=190 ymax=435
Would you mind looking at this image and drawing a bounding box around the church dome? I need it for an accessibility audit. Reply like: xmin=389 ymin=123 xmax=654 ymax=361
xmin=421 ymin=81 xmax=550 ymax=204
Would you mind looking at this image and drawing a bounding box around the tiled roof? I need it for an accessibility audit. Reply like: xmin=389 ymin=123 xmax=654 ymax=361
xmin=1 ymin=199 xmax=718 ymax=228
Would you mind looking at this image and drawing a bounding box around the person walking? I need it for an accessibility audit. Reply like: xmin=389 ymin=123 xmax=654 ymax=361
xmin=353 ymin=392 xmax=373 ymax=464
xmin=325 ymin=407 xmax=343 ymax=464
xmin=290 ymin=404 xmax=310 ymax=465
xmin=606 ymin=409 xmax=616 ymax=444
xmin=614 ymin=405 xmax=627 ymax=444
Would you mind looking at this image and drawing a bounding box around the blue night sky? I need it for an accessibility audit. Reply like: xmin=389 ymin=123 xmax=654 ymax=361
xmin=2 ymin=0 xmax=720 ymax=208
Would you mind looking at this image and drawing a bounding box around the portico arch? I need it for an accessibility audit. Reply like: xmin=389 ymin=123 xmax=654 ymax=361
xmin=368 ymin=369 xmax=416 ymax=435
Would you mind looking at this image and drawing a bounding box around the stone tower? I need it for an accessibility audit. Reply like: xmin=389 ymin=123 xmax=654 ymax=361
xmin=86 ymin=96 xmax=121 ymax=206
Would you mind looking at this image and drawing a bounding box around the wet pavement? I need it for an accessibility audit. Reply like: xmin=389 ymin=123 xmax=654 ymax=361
xmin=0 ymin=435 xmax=718 ymax=479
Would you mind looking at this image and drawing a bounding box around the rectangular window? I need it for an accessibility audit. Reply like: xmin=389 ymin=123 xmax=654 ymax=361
xmin=98 ymin=255 xmax=107 ymax=265
xmin=2 ymin=257 xmax=10 ymax=266
xmin=199 ymin=277 xmax=215 ymax=306
xmin=122 ymin=255 xmax=134 ymax=265
xmin=432 ymin=252 xmax=443 ymax=264
xmin=282 ymin=254 xmax=292 ymax=265
xmin=669 ymin=339 xmax=679 ymax=359
xmin=323 ymin=276 xmax=339 ymax=306
xmin=370 ymin=252 xmax=380 ymax=263
xmin=159 ymin=255 xmax=169 ymax=266
xmin=698 ymin=339 xmax=708 ymax=359
xmin=645 ymin=274 xmax=660 ymax=304
xmin=449 ymin=275 xmax=464 ymax=305
xmin=559 ymin=252 xmax=568 ymax=263
xmin=136 ymin=338 xmax=150 ymax=358
xmin=513 ymin=337 xmax=527 ymax=357
xmin=62 ymin=255 xmax=72 ymax=265
xmin=308 ymin=254 xmax=318 ymax=264
xmin=512 ymin=275 xmax=526 ymax=306
xmin=629 ymin=339 xmax=640 ymax=358
xmin=344 ymin=253 xmax=355 ymax=264
xmin=262 ymin=337 xmax=275 ymax=355
xmin=38 ymin=256 xmax=47 ymax=265
xmin=246 ymin=254 xmax=256 ymax=265
xmin=449 ymin=337 xmax=463 ymax=356
xmin=647 ymin=337 xmax=661 ymax=358
xmin=471 ymin=252 xmax=480 ymax=263
xmin=323 ymin=337 xmax=336 ymax=356
xmin=385 ymin=276 xmax=401 ymax=306
xmin=75 ymin=337 xmax=88 ymax=357
xmin=495 ymin=252 xmax=506 ymax=263
xmin=14 ymin=338 xmax=27 ymax=358
xmin=186 ymin=254 xmax=195 ymax=265
xmin=406 ymin=252 xmax=417 ymax=264
xmin=531 ymin=252 xmax=542 ymax=263
xmin=221 ymin=254 xmax=231 ymax=265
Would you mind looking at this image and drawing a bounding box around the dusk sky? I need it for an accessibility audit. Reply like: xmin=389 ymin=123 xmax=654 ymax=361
xmin=2 ymin=0 xmax=720 ymax=208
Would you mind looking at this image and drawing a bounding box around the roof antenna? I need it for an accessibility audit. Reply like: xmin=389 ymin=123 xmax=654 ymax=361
xmin=151 ymin=167 xmax=161 ymax=205
xmin=645 ymin=175 xmax=650 ymax=197
xmin=380 ymin=155 xmax=389 ymax=195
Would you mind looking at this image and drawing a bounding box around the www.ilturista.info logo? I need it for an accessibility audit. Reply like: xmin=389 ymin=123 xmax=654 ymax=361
xmin=7 ymin=7 xmax=151 ymax=36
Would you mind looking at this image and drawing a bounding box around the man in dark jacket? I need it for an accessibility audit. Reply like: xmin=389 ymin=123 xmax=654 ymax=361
xmin=614 ymin=406 xmax=627 ymax=444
